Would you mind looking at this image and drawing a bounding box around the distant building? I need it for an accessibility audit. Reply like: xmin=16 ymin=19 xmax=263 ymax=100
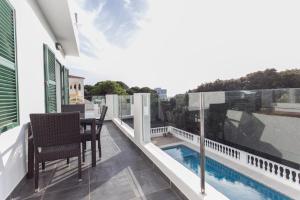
xmin=69 ymin=75 xmax=85 ymax=104
xmin=154 ymin=88 xmax=168 ymax=100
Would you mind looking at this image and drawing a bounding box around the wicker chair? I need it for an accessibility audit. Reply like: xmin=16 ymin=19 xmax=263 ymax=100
xmin=81 ymin=106 xmax=108 ymax=162
xmin=61 ymin=104 xmax=85 ymax=118
xmin=30 ymin=112 xmax=82 ymax=191
xmin=61 ymin=104 xmax=86 ymax=164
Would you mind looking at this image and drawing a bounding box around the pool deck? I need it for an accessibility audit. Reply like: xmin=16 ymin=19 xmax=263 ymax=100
xmin=151 ymin=135 xmax=183 ymax=147
xmin=7 ymin=122 xmax=184 ymax=200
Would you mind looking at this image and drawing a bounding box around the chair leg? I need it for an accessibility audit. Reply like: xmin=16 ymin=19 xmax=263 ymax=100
xmin=42 ymin=162 xmax=45 ymax=170
xmin=82 ymin=143 xmax=85 ymax=163
xmin=78 ymin=155 xmax=82 ymax=181
xmin=83 ymin=141 xmax=86 ymax=150
xmin=98 ymin=138 xmax=101 ymax=158
xmin=34 ymin=157 xmax=39 ymax=192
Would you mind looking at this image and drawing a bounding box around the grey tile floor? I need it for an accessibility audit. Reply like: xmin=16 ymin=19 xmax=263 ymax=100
xmin=8 ymin=122 xmax=183 ymax=200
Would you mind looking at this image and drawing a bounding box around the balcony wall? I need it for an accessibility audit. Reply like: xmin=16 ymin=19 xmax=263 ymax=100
xmin=0 ymin=0 xmax=67 ymax=199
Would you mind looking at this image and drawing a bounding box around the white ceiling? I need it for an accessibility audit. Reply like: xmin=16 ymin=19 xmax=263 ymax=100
xmin=37 ymin=0 xmax=79 ymax=56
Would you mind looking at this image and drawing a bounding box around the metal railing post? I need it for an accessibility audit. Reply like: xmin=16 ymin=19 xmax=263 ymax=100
xmin=200 ymin=92 xmax=206 ymax=194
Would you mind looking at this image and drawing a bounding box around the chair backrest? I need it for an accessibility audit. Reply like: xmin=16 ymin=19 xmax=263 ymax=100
xmin=62 ymin=104 xmax=85 ymax=118
xmin=99 ymin=106 xmax=108 ymax=121
xmin=96 ymin=106 xmax=108 ymax=135
xmin=30 ymin=112 xmax=80 ymax=147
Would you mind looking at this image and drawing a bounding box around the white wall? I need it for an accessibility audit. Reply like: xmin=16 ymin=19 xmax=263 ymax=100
xmin=0 ymin=0 xmax=66 ymax=199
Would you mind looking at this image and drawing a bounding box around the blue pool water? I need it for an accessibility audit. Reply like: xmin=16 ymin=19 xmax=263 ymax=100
xmin=162 ymin=145 xmax=292 ymax=200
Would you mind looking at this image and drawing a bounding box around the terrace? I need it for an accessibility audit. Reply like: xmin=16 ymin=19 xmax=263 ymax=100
xmin=1 ymin=0 xmax=300 ymax=199
xmin=8 ymin=122 xmax=184 ymax=200
xmin=3 ymin=89 xmax=300 ymax=200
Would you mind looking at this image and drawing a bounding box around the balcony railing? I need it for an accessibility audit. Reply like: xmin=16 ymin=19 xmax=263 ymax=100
xmin=87 ymin=89 xmax=300 ymax=199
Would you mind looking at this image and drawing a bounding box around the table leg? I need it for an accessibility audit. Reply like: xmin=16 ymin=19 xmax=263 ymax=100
xmin=91 ymin=119 xmax=96 ymax=167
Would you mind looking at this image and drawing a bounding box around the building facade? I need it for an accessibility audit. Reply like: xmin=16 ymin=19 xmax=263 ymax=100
xmin=69 ymin=75 xmax=85 ymax=104
xmin=154 ymin=88 xmax=168 ymax=100
xmin=0 ymin=0 xmax=79 ymax=199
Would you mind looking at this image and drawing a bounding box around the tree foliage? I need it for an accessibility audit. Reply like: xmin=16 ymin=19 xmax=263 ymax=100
xmin=192 ymin=68 xmax=300 ymax=92
xmin=85 ymin=81 xmax=127 ymax=96
xmin=84 ymin=85 xmax=93 ymax=96
xmin=126 ymin=86 xmax=157 ymax=95
xmin=116 ymin=81 xmax=129 ymax=90
xmin=84 ymin=81 xmax=157 ymax=96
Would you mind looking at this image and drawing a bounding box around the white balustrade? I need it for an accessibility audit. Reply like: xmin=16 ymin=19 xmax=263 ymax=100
xmin=150 ymin=127 xmax=168 ymax=137
xmin=246 ymin=154 xmax=300 ymax=185
xmin=204 ymin=138 xmax=241 ymax=161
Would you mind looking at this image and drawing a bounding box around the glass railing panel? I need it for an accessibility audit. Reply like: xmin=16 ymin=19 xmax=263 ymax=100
xmin=149 ymin=92 xmax=205 ymax=191
xmin=84 ymin=95 xmax=106 ymax=117
xmin=150 ymin=93 xmax=201 ymax=157
xmin=147 ymin=89 xmax=299 ymax=199
xmin=118 ymin=95 xmax=134 ymax=129
xmin=150 ymin=93 xmax=199 ymax=131
xmin=202 ymin=88 xmax=300 ymax=199
xmin=203 ymin=89 xmax=300 ymax=166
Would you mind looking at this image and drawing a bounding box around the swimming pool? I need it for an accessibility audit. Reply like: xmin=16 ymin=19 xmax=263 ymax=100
xmin=162 ymin=145 xmax=292 ymax=200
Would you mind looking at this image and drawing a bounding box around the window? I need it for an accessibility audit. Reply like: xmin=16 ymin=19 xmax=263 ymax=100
xmin=70 ymin=85 xmax=72 ymax=90
xmin=0 ymin=0 xmax=18 ymax=134
xmin=74 ymin=84 xmax=77 ymax=90
xmin=60 ymin=66 xmax=69 ymax=104
xmin=78 ymin=83 xmax=81 ymax=91
xmin=44 ymin=45 xmax=57 ymax=113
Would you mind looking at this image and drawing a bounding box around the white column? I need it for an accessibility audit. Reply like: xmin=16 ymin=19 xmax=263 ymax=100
xmin=134 ymin=93 xmax=151 ymax=144
xmin=105 ymin=94 xmax=119 ymax=120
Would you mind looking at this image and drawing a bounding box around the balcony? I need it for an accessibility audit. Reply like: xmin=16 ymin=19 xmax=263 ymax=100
xmin=4 ymin=89 xmax=300 ymax=200
xmin=8 ymin=122 xmax=184 ymax=200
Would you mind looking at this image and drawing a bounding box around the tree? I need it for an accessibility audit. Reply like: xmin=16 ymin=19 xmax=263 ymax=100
xmin=126 ymin=86 xmax=157 ymax=95
xmin=126 ymin=87 xmax=141 ymax=95
xmin=193 ymin=68 xmax=300 ymax=92
xmin=116 ymin=81 xmax=129 ymax=90
xmin=139 ymin=87 xmax=157 ymax=94
xmin=279 ymin=69 xmax=300 ymax=88
xmin=84 ymin=85 xmax=93 ymax=96
xmin=90 ymin=81 xmax=127 ymax=95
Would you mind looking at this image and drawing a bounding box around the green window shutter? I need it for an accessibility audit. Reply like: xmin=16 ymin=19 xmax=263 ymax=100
xmin=0 ymin=0 xmax=18 ymax=134
xmin=60 ymin=65 xmax=65 ymax=104
xmin=60 ymin=66 xmax=69 ymax=105
xmin=44 ymin=45 xmax=57 ymax=113
xmin=64 ymin=67 xmax=69 ymax=104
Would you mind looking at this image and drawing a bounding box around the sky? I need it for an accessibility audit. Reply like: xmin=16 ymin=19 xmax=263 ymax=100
xmin=66 ymin=0 xmax=300 ymax=96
